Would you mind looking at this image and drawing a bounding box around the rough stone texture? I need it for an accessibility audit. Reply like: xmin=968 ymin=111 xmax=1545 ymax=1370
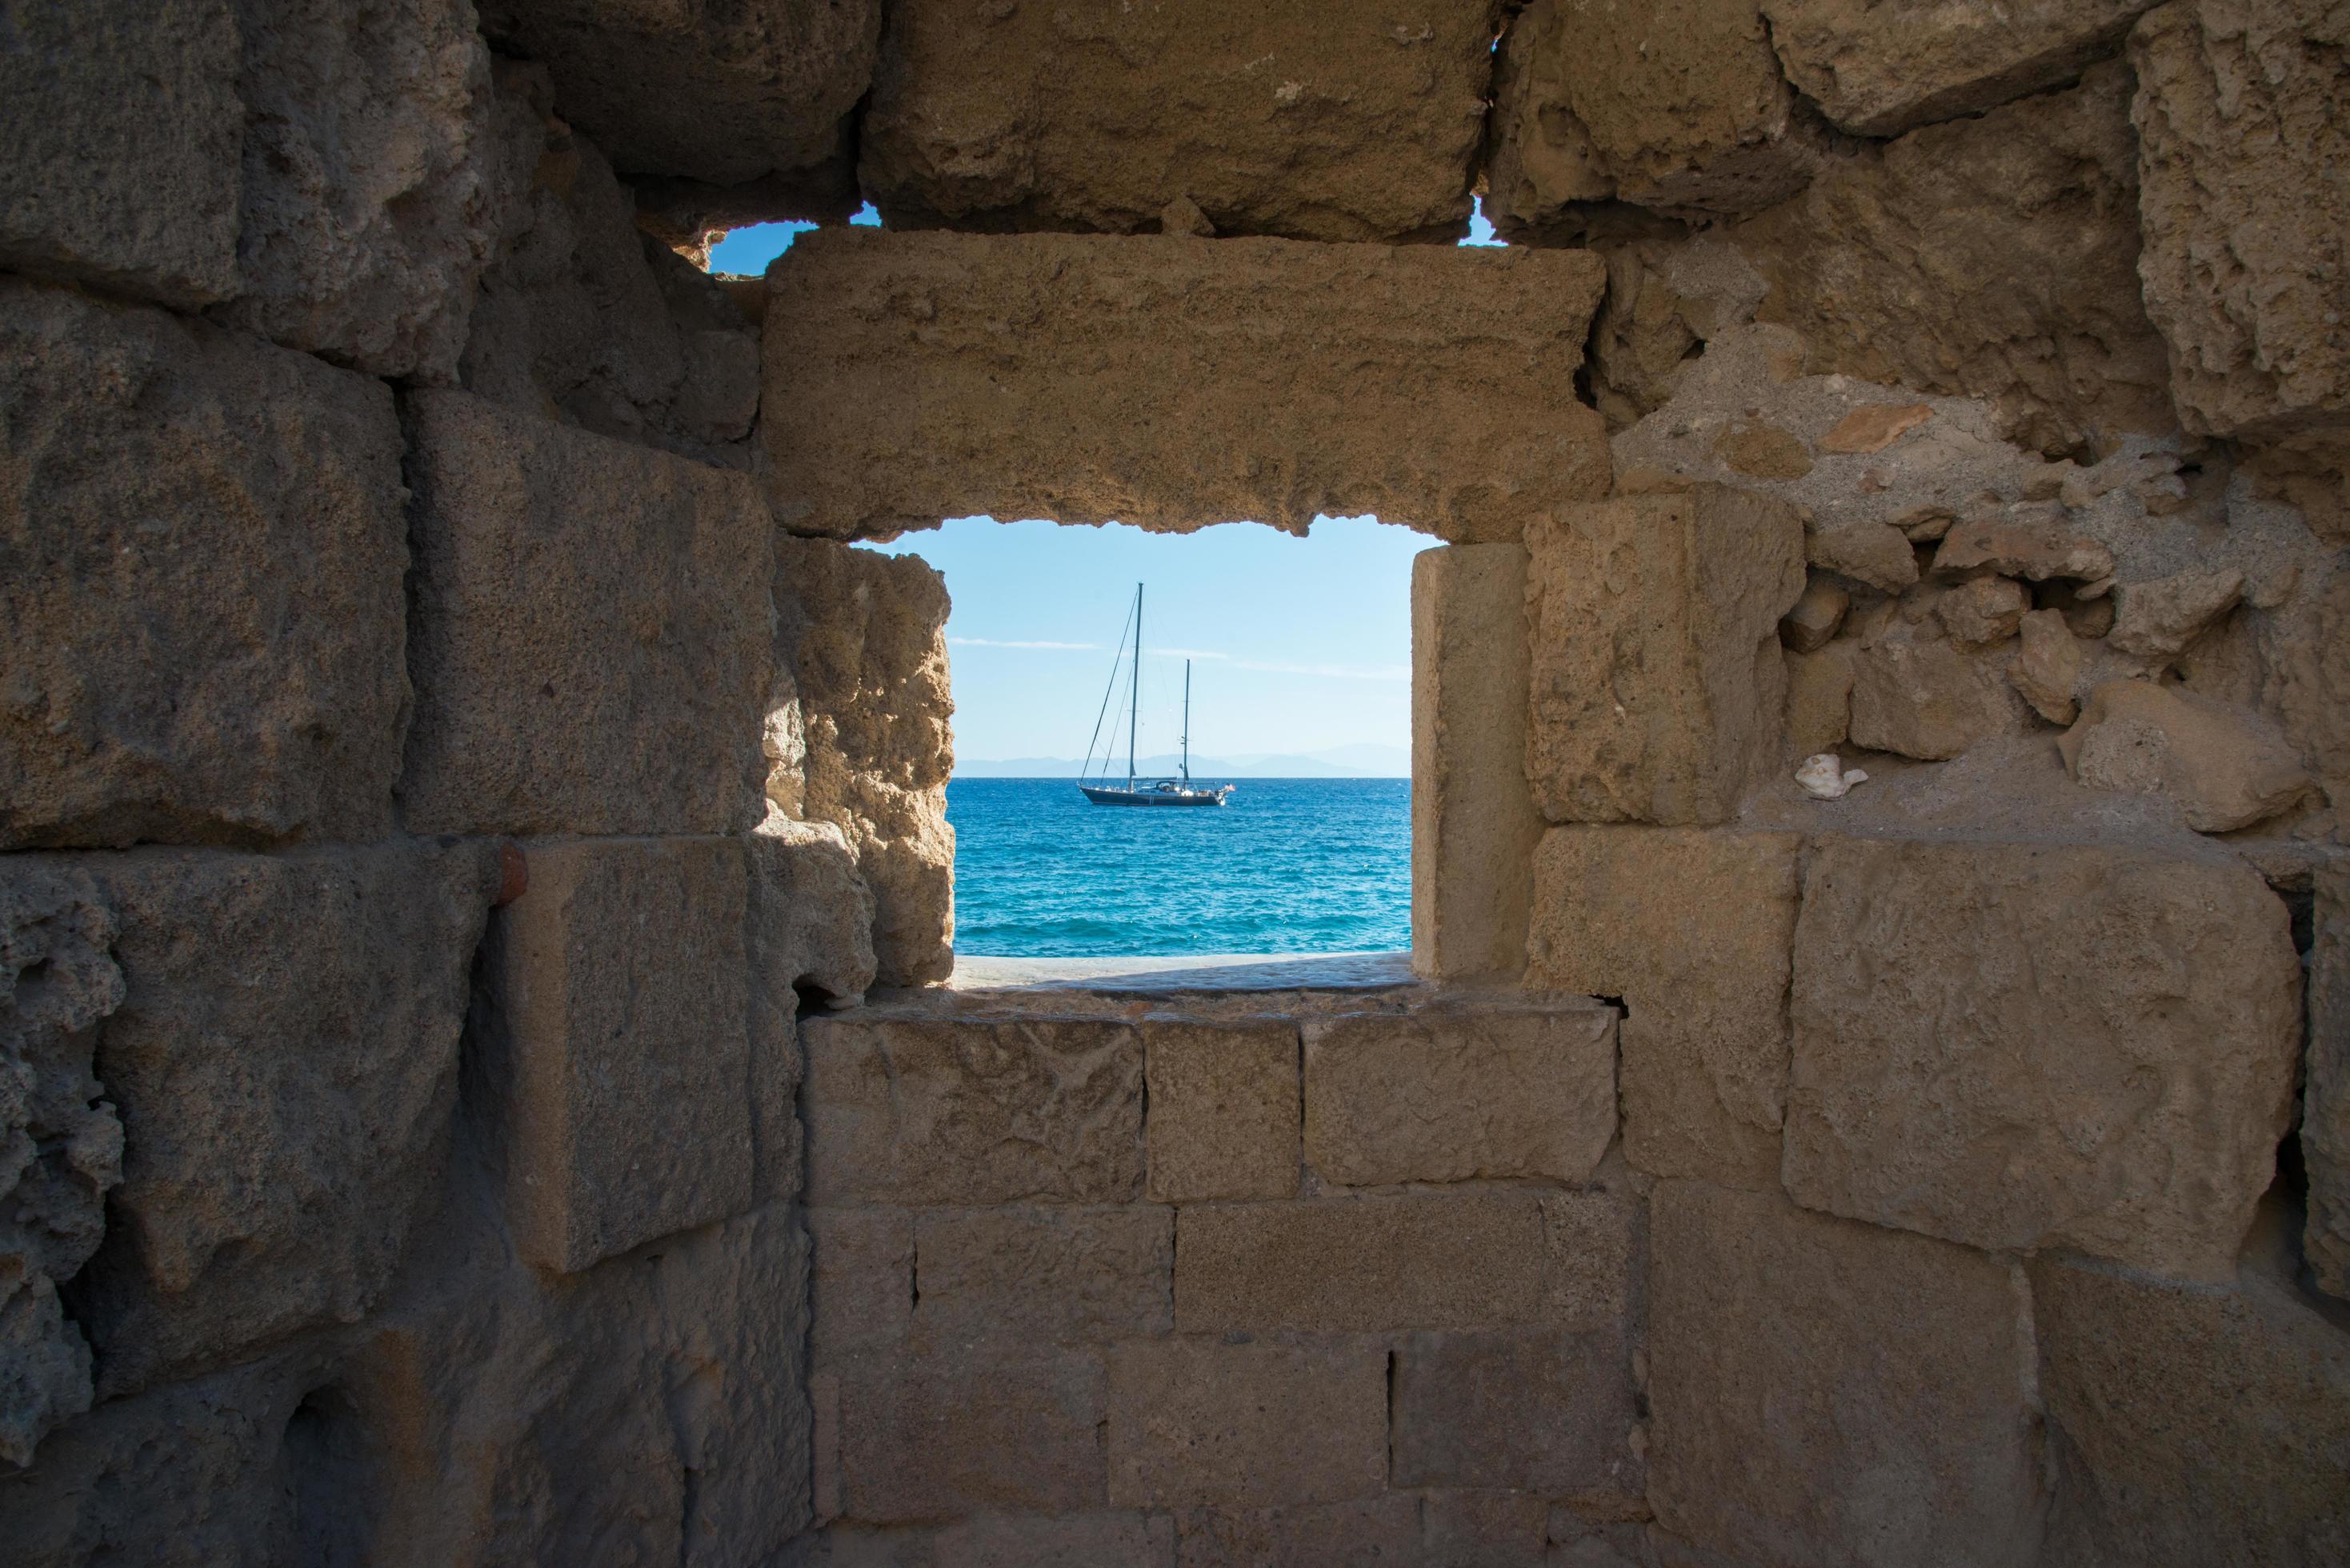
xmin=2033 ymin=1246 xmax=2350 ymax=1565
xmin=1172 ymin=1498 xmax=1422 ymax=1568
xmin=0 ymin=279 xmax=407 ymax=851
xmin=763 ymin=229 xmax=1611 ymax=544
xmin=1528 ymin=827 xmax=1800 ymax=1191
xmin=859 ymin=0 xmax=1498 ymax=242
xmin=1939 ymin=575 xmax=2032 ymax=650
xmin=1487 ymin=0 xmax=1822 ymax=234
xmin=480 ymin=837 xmax=753 ymax=1274
xmin=1106 ymin=1339 xmax=1387 ymax=1509
xmin=1142 ymin=1018 xmax=1299 ymax=1203
xmin=1393 ymin=1331 xmax=1643 ymax=1501
xmin=808 ymin=1206 xmax=913 ymax=1370
xmin=1737 ymin=62 xmax=2177 ymax=454
xmin=2308 ymin=861 xmax=2350 ymax=1299
xmin=1784 ymin=642 xmax=1858 ymax=757
xmin=2059 ymin=679 xmax=2312 ymax=831
xmin=1762 ymin=0 xmax=2156 ymax=135
xmin=0 ymin=866 xmax=123 ymax=1466
xmin=1411 ymin=545 xmax=1544 ymax=982
xmin=747 ymin=811 xmax=878 ymax=1010
xmin=931 ymin=1512 xmax=1178 ymax=1568
xmin=69 ymin=843 xmax=492 ymax=1400
xmin=0 ymin=0 xmax=242 ymax=309
xmin=2128 ymin=0 xmax=2350 ymax=446
xmin=1176 ymin=1193 xmax=1548 ymax=1331
xmin=911 ymin=1206 xmax=1171 ymax=1350
xmin=776 ymin=538 xmax=955 ymax=986
xmin=1782 ymin=576 xmax=1850 ymax=653
xmin=2013 ymin=607 xmax=2086 ymax=722
xmin=1301 ymin=1005 xmax=1618 ymax=1186
xmin=803 ymin=1014 xmax=1143 ymax=1206
xmin=401 ymin=390 xmax=774 ymax=838
xmin=833 ymin=1350 xmax=1107 ymax=1523
xmin=2108 ymin=566 xmax=2244 ymax=661
xmin=1647 ymin=1182 xmax=2045 ymax=1568
xmin=1847 ymin=615 xmax=2040 ymax=761
xmin=1785 ymin=836 xmax=2302 ymax=1278
xmin=1526 ymin=486 xmax=1807 ymax=824
xmin=222 ymin=0 xmax=502 ymax=382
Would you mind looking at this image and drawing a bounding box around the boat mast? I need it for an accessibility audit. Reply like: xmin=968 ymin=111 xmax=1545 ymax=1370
xmin=1127 ymin=582 xmax=1141 ymax=788
xmin=1182 ymin=660 xmax=1191 ymax=782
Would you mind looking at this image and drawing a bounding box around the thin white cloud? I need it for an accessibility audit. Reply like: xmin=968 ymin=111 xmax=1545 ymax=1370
xmin=948 ymin=637 xmax=1100 ymax=650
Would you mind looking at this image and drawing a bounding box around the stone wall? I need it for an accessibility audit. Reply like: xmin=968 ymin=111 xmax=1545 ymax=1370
xmin=4 ymin=0 xmax=2347 ymax=1563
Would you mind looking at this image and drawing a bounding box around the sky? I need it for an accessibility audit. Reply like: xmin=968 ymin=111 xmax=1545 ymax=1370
xmin=720 ymin=200 xmax=1507 ymax=767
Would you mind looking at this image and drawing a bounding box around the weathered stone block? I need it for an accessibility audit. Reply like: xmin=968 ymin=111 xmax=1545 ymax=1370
xmin=1176 ymin=1193 xmax=1547 ymax=1331
xmin=2306 ymin=859 xmax=2350 ymax=1300
xmin=1526 ymin=486 xmax=1807 ymax=824
xmin=1528 ymin=827 xmax=1800 ymax=1191
xmin=482 ymin=837 xmax=754 ymax=1274
xmin=0 ymin=0 xmax=242 ymax=309
xmin=402 ymin=390 xmax=774 ymax=838
xmin=835 ymin=1351 xmax=1107 ymax=1523
xmin=803 ymin=1015 xmax=1143 ymax=1206
xmin=1173 ymin=1498 xmax=1422 ymax=1568
xmin=763 ymin=230 xmax=1611 ymax=544
xmin=1302 ymin=1004 xmax=1617 ymax=1186
xmin=1785 ymin=836 xmax=2302 ymax=1278
xmin=1106 ymin=1339 xmax=1387 ymax=1509
xmin=912 ymin=1206 xmax=1171 ymax=1349
xmin=1411 ymin=545 xmax=1545 ymax=982
xmin=859 ymin=0 xmax=1497 ymax=242
xmin=2032 ymin=1246 xmax=2350 ymax=1566
xmin=809 ymin=1207 xmax=914 ymax=1370
xmin=934 ymin=1511 xmax=1176 ymax=1568
xmin=2059 ymin=678 xmax=2312 ymax=832
xmin=1393 ymin=1331 xmax=1643 ymax=1498
xmin=72 ymin=843 xmax=493 ymax=1398
xmin=1647 ymin=1182 xmax=2044 ymax=1568
xmin=1143 ymin=1018 xmax=1299 ymax=1202
xmin=0 ymin=280 xmax=408 ymax=850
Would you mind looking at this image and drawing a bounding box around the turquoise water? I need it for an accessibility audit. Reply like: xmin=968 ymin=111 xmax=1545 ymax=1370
xmin=947 ymin=777 xmax=1411 ymax=956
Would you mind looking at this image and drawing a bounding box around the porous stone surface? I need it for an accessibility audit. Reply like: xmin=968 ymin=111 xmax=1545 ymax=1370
xmin=832 ymin=1350 xmax=1107 ymax=1522
xmin=1527 ymin=827 xmax=1801 ymax=1190
xmin=0 ymin=0 xmax=242 ymax=309
xmin=1411 ymin=544 xmax=1545 ymax=982
xmin=1142 ymin=1018 xmax=1299 ymax=1202
xmin=1106 ymin=1339 xmax=1387 ymax=1509
xmin=222 ymin=0 xmax=501 ymax=382
xmin=2307 ymin=861 xmax=2350 ymax=1299
xmin=2013 ymin=607 xmax=2086 ymax=722
xmin=859 ymin=0 xmax=1498 ymax=242
xmin=802 ymin=1014 xmax=1143 ymax=1206
xmin=1647 ymin=1182 xmax=2045 ymax=1568
xmin=1171 ymin=1497 xmax=1422 ymax=1568
xmin=1785 ymin=836 xmax=2302 ymax=1278
xmin=401 ymin=390 xmax=774 ymax=838
xmin=1526 ymin=486 xmax=1807 ymax=824
xmin=776 ymin=538 xmax=955 ymax=986
xmin=747 ymin=810 xmax=879 ymax=1009
xmin=2059 ymin=679 xmax=2312 ymax=831
xmin=1846 ymin=614 xmax=2040 ymax=761
xmin=73 ymin=842 xmax=494 ymax=1399
xmin=1761 ymin=0 xmax=2156 ymax=135
xmin=0 ymin=280 xmax=407 ymax=850
xmin=763 ymin=229 xmax=1611 ymax=543
xmin=480 ymin=836 xmax=753 ymax=1274
xmin=1392 ymin=1330 xmax=1643 ymax=1498
xmin=807 ymin=1206 xmax=912 ymax=1372
xmin=911 ymin=1206 xmax=1171 ymax=1350
xmin=1301 ymin=1005 xmax=1618 ymax=1186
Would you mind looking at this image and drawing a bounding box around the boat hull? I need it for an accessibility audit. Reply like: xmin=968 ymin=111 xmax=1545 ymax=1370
xmin=1080 ymin=785 xmax=1231 ymax=807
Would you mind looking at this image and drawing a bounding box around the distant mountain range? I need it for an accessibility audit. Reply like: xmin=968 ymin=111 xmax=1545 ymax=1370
xmin=954 ymin=742 xmax=1410 ymax=778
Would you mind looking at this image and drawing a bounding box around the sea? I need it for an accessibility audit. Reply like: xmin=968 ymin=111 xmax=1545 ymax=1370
xmin=946 ymin=776 xmax=1411 ymax=957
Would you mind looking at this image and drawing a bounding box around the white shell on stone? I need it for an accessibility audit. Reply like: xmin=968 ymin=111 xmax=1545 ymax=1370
xmin=1797 ymin=754 xmax=1869 ymax=800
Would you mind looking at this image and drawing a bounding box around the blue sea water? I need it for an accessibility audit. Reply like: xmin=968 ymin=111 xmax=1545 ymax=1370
xmin=947 ymin=777 xmax=1411 ymax=957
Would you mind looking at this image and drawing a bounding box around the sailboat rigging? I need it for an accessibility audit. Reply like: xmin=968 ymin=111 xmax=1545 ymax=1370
xmin=1079 ymin=583 xmax=1235 ymax=807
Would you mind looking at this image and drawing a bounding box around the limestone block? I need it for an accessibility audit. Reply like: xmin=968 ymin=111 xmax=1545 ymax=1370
xmin=1172 ymin=1498 xmax=1422 ymax=1568
xmin=1785 ymin=836 xmax=2302 ymax=1278
xmin=1142 ymin=1018 xmax=1299 ymax=1202
xmin=809 ymin=1208 xmax=914 ymax=1370
xmin=2307 ymin=861 xmax=2350 ymax=1299
xmin=2059 ymin=680 xmax=2312 ymax=831
xmin=0 ymin=0 xmax=242 ymax=309
xmin=1738 ymin=62 xmax=2176 ymax=454
xmin=2129 ymin=0 xmax=2350 ymax=444
xmin=0 ymin=280 xmax=408 ymax=850
xmin=911 ymin=1206 xmax=1171 ymax=1350
xmin=1781 ymin=576 xmax=1850 ymax=653
xmin=777 ymin=538 xmax=955 ymax=986
xmin=1847 ymin=620 xmax=2039 ymax=761
xmin=1938 ymin=575 xmax=2032 ymax=650
xmin=2012 ymin=608 xmax=2084 ymax=723
xmin=0 ymin=866 xmax=123 ymax=1466
xmin=1301 ymin=1004 xmax=1618 ymax=1186
xmin=1762 ymin=0 xmax=2154 ymax=135
xmin=224 ymin=0 xmax=502 ymax=382
xmin=2032 ymin=1250 xmax=2350 ymax=1564
xmin=1106 ymin=1339 xmax=1387 ymax=1509
xmin=73 ymin=842 xmax=494 ymax=1398
xmin=933 ymin=1512 xmax=1177 ymax=1568
xmin=802 ymin=1015 xmax=1143 ymax=1206
xmin=1647 ymin=1182 xmax=2044 ymax=1568
xmin=1539 ymin=1187 xmax=1641 ymax=1331
xmin=763 ymin=230 xmax=1612 ymax=545
xmin=1175 ymin=1192 xmax=1548 ymax=1332
xmin=1526 ymin=486 xmax=1807 ymax=824
xmin=859 ymin=0 xmax=1496 ymax=242
xmin=1411 ymin=545 xmax=1545 ymax=982
xmin=2107 ymin=566 xmax=2244 ymax=662
xmin=834 ymin=1350 xmax=1107 ymax=1522
xmin=1808 ymin=518 xmax=1918 ymax=593
xmin=402 ymin=390 xmax=774 ymax=838
xmin=484 ymin=0 xmax=878 ymax=198
xmin=1784 ymin=642 xmax=1857 ymax=758
xmin=1527 ymin=827 xmax=1801 ymax=1191
xmin=1488 ymin=0 xmax=1821 ymax=234
xmin=1419 ymin=1492 xmax=1552 ymax=1566
xmin=1393 ymin=1331 xmax=1643 ymax=1500
xmin=481 ymin=837 xmax=752 ymax=1274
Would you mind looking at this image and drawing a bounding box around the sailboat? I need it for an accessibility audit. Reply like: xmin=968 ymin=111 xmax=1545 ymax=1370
xmin=1079 ymin=583 xmax=1235 ymax=807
